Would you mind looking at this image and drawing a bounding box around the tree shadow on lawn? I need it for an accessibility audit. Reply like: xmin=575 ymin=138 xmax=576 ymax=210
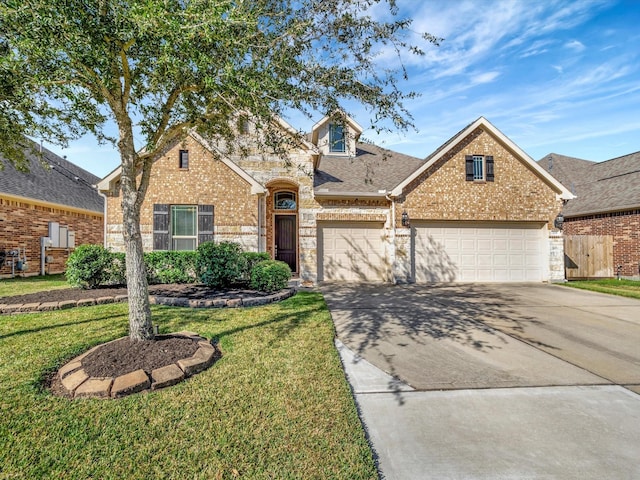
xmin=151 ymin=291 xmax=328 ymax=345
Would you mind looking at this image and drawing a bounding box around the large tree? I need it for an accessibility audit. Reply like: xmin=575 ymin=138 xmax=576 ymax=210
xmin=0 ymin=0 xmax=438 ymax=340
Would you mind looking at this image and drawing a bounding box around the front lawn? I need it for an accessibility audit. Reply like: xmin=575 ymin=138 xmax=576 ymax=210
xmin=0 ymin=274 xmax=68 ymax=297
xmin=0 ymin=288 xmax=375 ymax=478
xmin=560 ymin=278 xmax=640 ymax=300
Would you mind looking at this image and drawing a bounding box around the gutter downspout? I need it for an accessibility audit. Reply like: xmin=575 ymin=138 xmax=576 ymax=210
xmin=386 ymin=193 xmax=396 ymax=283
xmin=97 ymin=188 xmax=108 ymax=248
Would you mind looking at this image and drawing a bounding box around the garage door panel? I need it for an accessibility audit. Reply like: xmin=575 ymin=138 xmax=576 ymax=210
xmin=414 ymin=223 xmax=545 ymax=283
xmin=319 ymin=224 xmax=388 ymax=282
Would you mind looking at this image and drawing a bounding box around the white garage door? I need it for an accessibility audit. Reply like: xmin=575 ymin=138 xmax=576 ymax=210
xmin=318 ymin=223 xmax=389 ymax=282
xmin=413 ymin=222 xmax=546 ymax=282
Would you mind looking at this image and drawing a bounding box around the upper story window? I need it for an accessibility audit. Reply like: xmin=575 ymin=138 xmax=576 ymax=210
xmin=329 ymin=123 xmax=346 ymax=153
xmin=274 ymin=191 xmax=296 ymax=210
xmin=473 ymin=155 xmax=484 ymax=181
xmin=465 ymin=155 xmax=494 ymax=182
xmin=179 ymin=150 xmax=189 ymax=169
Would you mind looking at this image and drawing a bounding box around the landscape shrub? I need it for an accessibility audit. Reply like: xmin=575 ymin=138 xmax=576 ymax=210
xmin=104 ymin=251 xmax=127 ymax=285
xmin=65 ymin=244 xmax=112 ymax=289
xmin=145 ymin=251 xmax=197 ymax=284
xmin=250 ymin=260 xmax=291 ymax=293
xmin=197 ymin=241 xmax=243 ymax=288
xmin=239 ymin=251 xmax=271 ymax=283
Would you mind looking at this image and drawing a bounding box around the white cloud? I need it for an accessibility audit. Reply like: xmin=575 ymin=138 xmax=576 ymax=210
xmin=565 ymin=40 xmax=586 ymax=51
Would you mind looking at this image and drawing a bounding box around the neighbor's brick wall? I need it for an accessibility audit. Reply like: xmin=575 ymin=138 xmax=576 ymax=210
xmin=0 ymin=196 xmax=103 ymax=277
xmin=398 ymin=128 xmax=563 ymax=227
xmin=105 ymin=136 xmax=258 ymax=252
xmin=564 ymin=210 xmax=640 ymax=277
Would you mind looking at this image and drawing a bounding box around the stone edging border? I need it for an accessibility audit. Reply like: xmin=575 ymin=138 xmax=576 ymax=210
xmin=56 ymin=331 xmax=219 ymax=399
xmin=0 ymin=287 xmax=297 ymax=314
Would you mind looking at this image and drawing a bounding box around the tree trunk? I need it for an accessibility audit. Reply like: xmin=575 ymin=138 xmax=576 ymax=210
xmin=122 ymin=201 xmax=154 ymax=341
xmin=118 ymin=116 xmax=154 ymax=341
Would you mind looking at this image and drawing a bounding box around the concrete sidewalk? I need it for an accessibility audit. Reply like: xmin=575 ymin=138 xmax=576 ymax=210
xmin=328 ymin=284 xmax=640 ymax=479
xmin=337 ymin=339 xmax=640 ymax=479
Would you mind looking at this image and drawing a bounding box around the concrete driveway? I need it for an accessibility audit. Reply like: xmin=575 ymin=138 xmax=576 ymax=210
xmin=322 ymin=283 xmax=640 ymax=479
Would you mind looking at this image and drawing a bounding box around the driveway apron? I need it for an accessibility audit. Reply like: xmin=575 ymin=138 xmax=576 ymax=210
xmin=323 ymin=283 xmax=640 ymax=479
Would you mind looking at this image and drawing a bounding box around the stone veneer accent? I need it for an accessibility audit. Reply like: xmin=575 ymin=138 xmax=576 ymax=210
xmin=101 ymin=125 xmax=567 ymax=285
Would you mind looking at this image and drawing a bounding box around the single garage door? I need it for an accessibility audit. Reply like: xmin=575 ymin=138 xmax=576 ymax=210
xmin=413 ymin=222 xmax=546 ymax=282
xmin=318 ymin=223 xmax=389 ymax=282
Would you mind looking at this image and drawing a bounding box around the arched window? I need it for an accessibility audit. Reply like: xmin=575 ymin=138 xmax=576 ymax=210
xmin=274 ymin=191 xmax=296 ymax=210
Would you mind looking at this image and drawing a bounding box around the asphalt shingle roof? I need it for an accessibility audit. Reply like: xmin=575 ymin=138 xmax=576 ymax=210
xmin=0 ymin=140 xmax=104 ymax=213
xmin=538 ymin=151 xmax=640 ymax=217
xmin=314 ymin=143 xmax=425 ymax=194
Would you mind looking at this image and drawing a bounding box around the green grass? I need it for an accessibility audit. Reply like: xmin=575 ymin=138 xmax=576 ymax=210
xmin=0 ymin=283 xmax=376 ymax=479
xmin=560 ymin=278 xmax=640 ymax=300
xmin=0 ymin=274 xmax=68 ymax=297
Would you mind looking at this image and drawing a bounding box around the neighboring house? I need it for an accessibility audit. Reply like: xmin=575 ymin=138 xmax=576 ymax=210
xmin=97 ymin=115 xmax=573 ymax=284
xmin=538 ymin=152 xmax=640 ymax=278
xmin=0 ymin=141 xmax=104 ymax=277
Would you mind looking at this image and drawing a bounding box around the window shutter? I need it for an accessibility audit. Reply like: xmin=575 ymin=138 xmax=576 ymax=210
xmin=198 ymin=205 xmax=214 ymax=245
xmin=486 ymin=156 xmax=494 ymax=182
xmin=465 ymin=155 xmax=474 ymax=181
xmin=153 ymin=204 xmax=169 ymax=250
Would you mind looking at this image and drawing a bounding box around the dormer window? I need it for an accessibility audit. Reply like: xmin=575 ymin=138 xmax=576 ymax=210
xmin=329 ymin=124 xmax=346 ymax=153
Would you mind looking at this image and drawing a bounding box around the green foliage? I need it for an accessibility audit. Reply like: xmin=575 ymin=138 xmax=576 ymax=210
xmin=145 ymin=251 xmax=197 ymax=284
xmin=104 ymin=251 xmax=127 ymax=285
xmin=250 ymin=260 xmax=292 ymax=293
xmin=1 ymin=0 xmax=437 ymax=337
xmin=0 ymin=293 xmax=376 ymax=478
xmin=65 ymin=244 xmax=112 ymax=289
xmin=240 ymin=251 xmax=271 ymax=283
xmin=197 ymin=241 xmax=244 ymax=288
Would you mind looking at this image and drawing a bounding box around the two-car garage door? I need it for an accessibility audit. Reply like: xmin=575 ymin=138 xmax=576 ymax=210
xmin=318 ymin=221 xmax=547 ymax=283
xmin=412 ymin=222 xmax=546 ymax=282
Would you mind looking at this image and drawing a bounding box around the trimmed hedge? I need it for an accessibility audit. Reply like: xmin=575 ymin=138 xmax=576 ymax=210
xmin=65 ymin=244 xmax=113 ymax=289
xmin=197 ymin=241 xmax=243 ymax=288
xmin=145 ymin=251 xmax=197 ymax=284
xmin=240 ymin=251 xmax=271 ymax=284
xmin=250 ymin=260 xmax=292 ymax=293
xmin=67 ymin=242 xmax=290 ymax=293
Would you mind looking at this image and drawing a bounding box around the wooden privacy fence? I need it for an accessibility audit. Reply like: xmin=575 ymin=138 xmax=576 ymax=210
xmin=564 ymin=235 xmax=614 ymax=279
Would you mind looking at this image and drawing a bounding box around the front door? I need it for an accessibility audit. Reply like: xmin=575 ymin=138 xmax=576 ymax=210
xmin=275 ymin=215 xmax=297 ymax=273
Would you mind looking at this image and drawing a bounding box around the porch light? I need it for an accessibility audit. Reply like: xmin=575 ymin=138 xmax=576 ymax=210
xmin=554 ymin=213 xmax=564 ymax=230
xmin=401 ymin=211 xmax=410 ymax=227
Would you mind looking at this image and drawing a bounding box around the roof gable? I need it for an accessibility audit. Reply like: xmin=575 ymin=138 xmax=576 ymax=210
xmin=96 ymin=131 xmax=265 ymax=195
xmin=391 ymin=117 xmax=575 ymax=200
xmin=0 ymin=139 xmax=103 ymax=213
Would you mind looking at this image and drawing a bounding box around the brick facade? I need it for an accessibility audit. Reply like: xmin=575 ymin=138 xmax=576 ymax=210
xmin=100 ymin=119 xmax=568 ymax=285
xmin=104 ymin=136 xmax=258 ymax=252
xmin=398 ymin=128 xmax=562 ymax=227
xmin=563 ymin=210 xmax=640 ymax=277
xmin=0 ymin=195 xmax=103 ymax=277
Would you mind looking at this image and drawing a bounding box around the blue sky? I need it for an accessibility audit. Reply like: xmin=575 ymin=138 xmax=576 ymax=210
xmin=44 ymin=0 xmax=640 ymax=178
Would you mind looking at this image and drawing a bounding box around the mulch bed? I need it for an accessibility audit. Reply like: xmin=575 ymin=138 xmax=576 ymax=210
xmin=3 ymin=283 xmax=260 ymax=396
xmin=1 ymin=283 xmax=269 ymax=305
xmin=82 ymin=335 xmax=201 ymax=378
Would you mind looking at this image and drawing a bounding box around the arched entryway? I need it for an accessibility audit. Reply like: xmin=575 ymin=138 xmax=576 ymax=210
xmin=267 ymin=181 xmax=299 ymax=274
